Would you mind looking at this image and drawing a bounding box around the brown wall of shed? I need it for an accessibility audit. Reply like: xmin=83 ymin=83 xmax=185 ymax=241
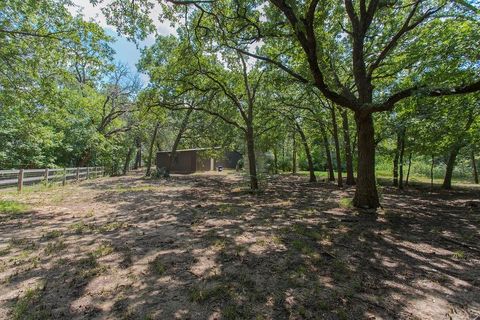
xmin=156 ymin=150 xmax=197 ymax=174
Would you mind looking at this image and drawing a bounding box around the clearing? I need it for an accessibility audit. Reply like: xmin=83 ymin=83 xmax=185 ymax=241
xmin=0 ymin=172 xmax=479 ymax=319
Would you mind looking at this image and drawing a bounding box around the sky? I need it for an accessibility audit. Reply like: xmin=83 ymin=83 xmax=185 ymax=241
xmin=67 ymin=0 xmax=175 ymax=83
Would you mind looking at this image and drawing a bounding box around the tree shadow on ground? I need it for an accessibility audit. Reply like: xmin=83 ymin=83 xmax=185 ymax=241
xmin=0 ymin=172 xmax=479 ymax=319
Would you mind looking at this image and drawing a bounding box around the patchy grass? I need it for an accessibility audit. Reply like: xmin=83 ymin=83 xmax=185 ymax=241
xmin=75 ymin=254 xmax=108 ymax=280
xmin=69 ymin=220 xmax=124 ymax=234
xmin=149 ymin=257 xmax=166 ymax=276
xmin=84 ymin=209 xmax=95 ymax=218
xmin=113 ymin=186 xmax=157 ymax=193
xmin=0 ymin=246 xmax=11 ymax=257
xmin=44 ymin=240 xmax=66 ymax=255
xmin=0 ymin=172 xmax=479 ymax=320
xmin=78 ymin=254 xmax=98 ymax=269
xmin=42 ymin=230 xmax=63 ymax=240
xmin=69 ymin=221 xmax=91 ymax=234
xmin=452 ymin=250 xmax=466 ymax=260
xmin=9 ymin=237 xmax=36 ymax=250
xmin=98 ymin=221 xmax=124 ymax=233
xmin=331 ymin=259 xmax=351 ymax=282
xmin=291 ymin=239 xmax=315 ymax=256
xmin=10 ymin=249 xmax=35 ymax=267
xmin=189 ymin=283 xmax=232 ymax=303
xmin=216 ymin=203 xmax=240 ymax=215
xmin=338 ymin=197 xmax=353 ymax=209
xmin=222 ymin=303 xmax=252 ymax=320
xmin=0 ymin=200 xmax=29 ymax=215
xmin=212 ymin=238 xmax=227 ymax=250
xmin=92 ymin=243 xmax=114 ymax=258
xmin=291 ymin=223 xmax=327 ymax=241
xmin=12 ymin=283 xmax=47 ymax=320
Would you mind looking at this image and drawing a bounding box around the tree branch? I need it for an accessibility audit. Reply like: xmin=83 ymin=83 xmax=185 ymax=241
xmin=374 ymin=80 xmax=480 ymax=112
xmin=367 ymin=2 xmax=441 ymax=78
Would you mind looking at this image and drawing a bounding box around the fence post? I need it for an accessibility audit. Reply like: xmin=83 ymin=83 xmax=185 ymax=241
xmin=44 ymin=168 xmax=49 ymax=183
xmin=86 ymin=167 xmax=90 ymax=179
xmin=62 ymin=168 xmax=67 ymax=186
xmin=94 ymin=166 xmax=97 ymax=179
xmin=76 ymin=167 xmax=80 ymax=182
xmin=18 ymin=169 xmax=24 ymax=192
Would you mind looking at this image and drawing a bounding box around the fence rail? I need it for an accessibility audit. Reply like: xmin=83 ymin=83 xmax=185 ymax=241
xmin=0 ymin=167 xmax=104 ymax=191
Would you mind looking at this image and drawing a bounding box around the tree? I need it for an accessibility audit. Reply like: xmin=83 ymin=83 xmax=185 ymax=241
xmin=0 ymin=1 xmax=134 ymax=171
xmin=150 ymin=0 xmax=480 ymax=208
xmin=139 ymin=33 xmax=271 ymax=189
xmin=69 ymin=1 xmax=479 ymax=206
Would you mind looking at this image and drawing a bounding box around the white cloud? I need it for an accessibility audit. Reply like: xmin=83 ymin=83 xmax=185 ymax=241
xmin=67 ymin=0 xmax=175 ymax=36
xmin=67 ymin=0 xmax=107 ymax=27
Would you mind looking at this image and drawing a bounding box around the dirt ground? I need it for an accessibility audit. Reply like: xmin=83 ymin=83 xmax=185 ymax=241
xmin=0 ymin=171 xmax=479 ymax=320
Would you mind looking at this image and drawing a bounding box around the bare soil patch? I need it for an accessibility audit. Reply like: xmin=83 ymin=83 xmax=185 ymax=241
xmin=0 ymin=172 xmax=479 ymax=319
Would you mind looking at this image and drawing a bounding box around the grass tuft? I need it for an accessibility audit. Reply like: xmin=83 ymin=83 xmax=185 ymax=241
xmin=69 ymin=221 xmax=90 ymax=234
xmin=44 ymin=240 xmax=66 ymax=255
xmin=338 ymin=198 xmax=353 ymax=209
xmin=42 ymin=230 xmax=63 ymax=240
xmin=92 ymin=243 xmax=114 ymax=258
xmin=189 ymin=284 xmax=231 ymax=303
xmin=12 ymin=283 xmax=46 ymax=320
xmin=0 ymin=200 xmax=29 ymax=215
xmin=98 ymin=221 xmax=124 ymax=233
xmin=149 ymin=257 xmax=166 ymax=276
xmin=452 ymin=250 xmax=466 ymax=260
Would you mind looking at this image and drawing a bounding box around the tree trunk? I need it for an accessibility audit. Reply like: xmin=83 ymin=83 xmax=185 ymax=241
xmin=246 ymin=126 xmax=259 ymax=190
xmin=296 ymin=122 xmax=316 ymax=182
xmin=123 ymin=147 xmax=133 ymax=175
xmin=405 ymin=152 xmax=412 ymax=186
xmin=398 ymin=128 xmax=406 ymax=190
xmin=145 ymin=122 xmax=160 ymax=176
xmin=273 ymin=147 xmax=278 ymax=174
xmin=292 ymin=131 xmax=297 ymax=174
xmin=353 ymin=112 xmax=379 ymax=209
xmin=165 ymin=107 xmax=193 ymax=176
xmin=392 ymin=133 xmax=400 ymax=187
xmin=320 ymin=125 xmax=335 ymax=181
xmin=430 ymin=155 xmax=435 ymax=190
xmin=78 ymin=149 xmax=92 ymax=167
xmin=442 ymin=146 xmax=460 ymax=189
xmin=341 ymin=110 xmax=355 ymax=185
xmin=330 ymin=107 xmax=343 ymax=187
xmin=442 ymin=113 xmax=474 ymax=189
xmin=472 ymin=149 xmax=479 ymax=184
xmin=133 ymin=138 xmax=141 ymax=169
xmin=112 ymin=161 xmax=118 ymax=176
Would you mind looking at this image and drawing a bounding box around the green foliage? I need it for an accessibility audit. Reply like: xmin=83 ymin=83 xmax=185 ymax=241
xmin=0 ymin=1 xmax=140 ymax=173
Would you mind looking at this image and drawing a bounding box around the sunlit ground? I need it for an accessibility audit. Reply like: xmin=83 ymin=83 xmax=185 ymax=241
xmin=0 ymin=171 xmax=479 ymax=319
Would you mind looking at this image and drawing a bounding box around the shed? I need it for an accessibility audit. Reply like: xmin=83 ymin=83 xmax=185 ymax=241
xmin=156 ymin=148 xmax=242 ymax=174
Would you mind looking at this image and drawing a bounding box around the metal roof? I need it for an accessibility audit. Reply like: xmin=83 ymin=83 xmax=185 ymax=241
xmin=156 ymin=147 xmax=220 ymax=154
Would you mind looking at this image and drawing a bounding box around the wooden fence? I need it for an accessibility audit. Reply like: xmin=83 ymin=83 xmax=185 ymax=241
xmin=0 ymin=167 xmax=104 ymax=191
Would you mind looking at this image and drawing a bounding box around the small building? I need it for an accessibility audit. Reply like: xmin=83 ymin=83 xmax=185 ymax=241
xmin=156 ymin=148 xmax=242 ymax=174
